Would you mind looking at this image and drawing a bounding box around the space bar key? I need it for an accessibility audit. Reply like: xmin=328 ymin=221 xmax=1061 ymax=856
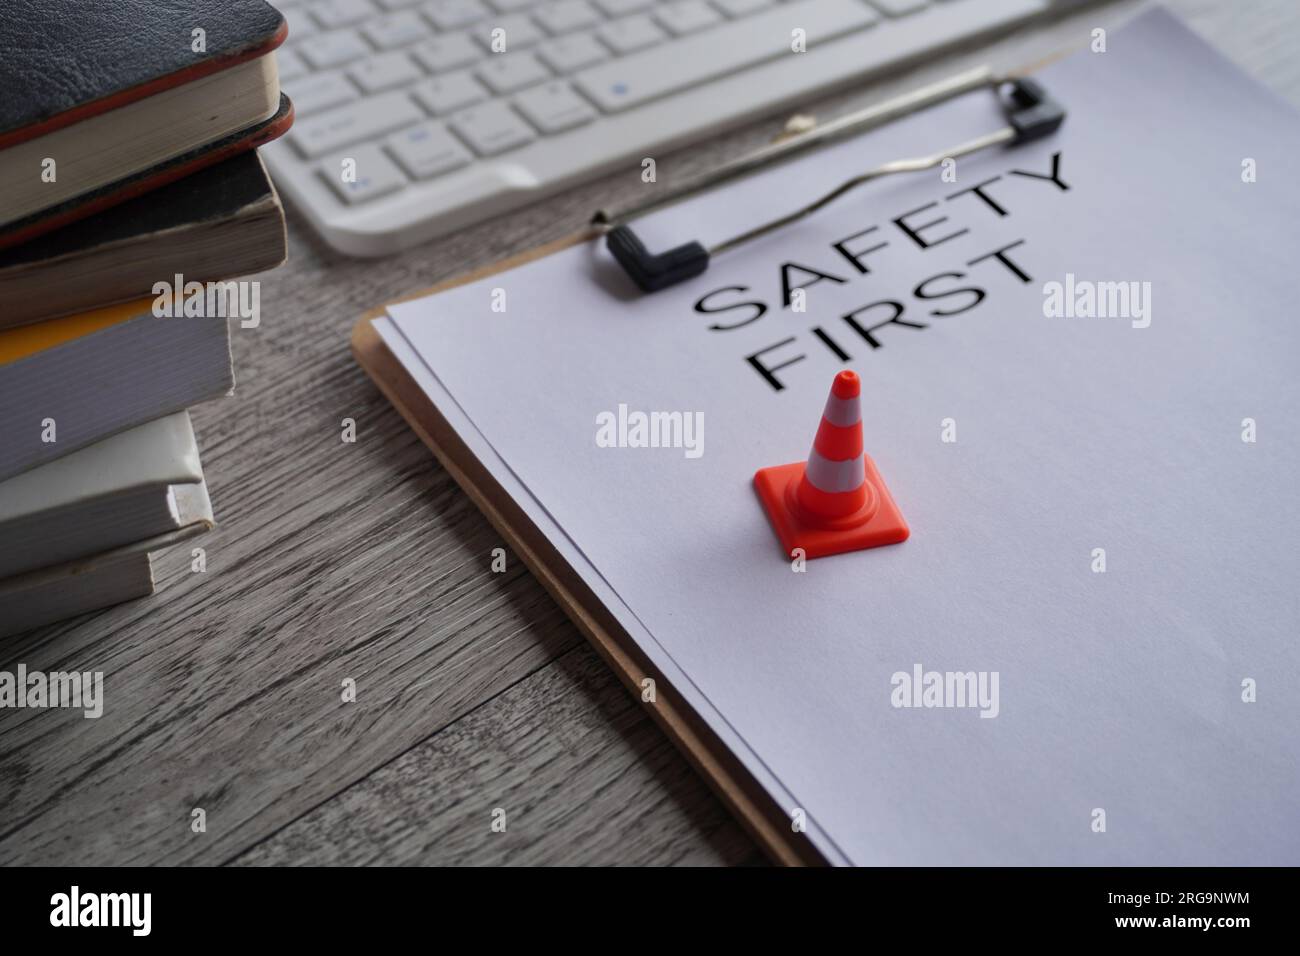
xmin=573 ymin=0 xmax=879 ymax=113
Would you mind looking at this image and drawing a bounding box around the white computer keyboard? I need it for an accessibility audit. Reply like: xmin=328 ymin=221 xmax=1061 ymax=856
xmin=264 ymin=0 xmax=1054 ymax=256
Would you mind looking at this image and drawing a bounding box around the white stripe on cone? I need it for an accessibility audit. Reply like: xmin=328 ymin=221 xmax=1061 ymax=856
xmin=804 ymin=448 xmax=865 ymax=494
xmin=821 ymin=392 xmax=862 ymax=428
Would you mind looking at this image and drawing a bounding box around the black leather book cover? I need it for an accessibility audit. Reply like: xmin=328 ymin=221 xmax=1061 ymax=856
xmin=0 ymin=150 xmax=277 ymax=268
xmin=0 ymin=0 xmax=286 ymax=147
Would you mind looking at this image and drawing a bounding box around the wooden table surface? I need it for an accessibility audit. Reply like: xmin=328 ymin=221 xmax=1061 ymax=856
xmin=4 ymin=0 xmax=1298 ymax=866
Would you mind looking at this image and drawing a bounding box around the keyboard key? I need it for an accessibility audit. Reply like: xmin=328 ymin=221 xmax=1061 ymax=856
xmin=594 ymin=0 xmax=653 ymax=15
xmin=411 ymin=32 xmax=483 ymax=72
xmin=868 ymin=0 xmax=929 ymax=16
xmin=276 ymin=47 xmax=309 ymax=82
xmin=476 ymin=51 xmax=550 ymax=94
xmin=474 ymin=13 xmax=546 ymax=50
xmin=386 ymin=121 xmax=474 ymax=178
xmin=712 ymin=0 xmax=775 ymax=15
xmin=362 ymin=10 xmax=431 ymax=47
xmin=313 ymin=0 xmax=378 ymax=28
xmin=514 ymin=81 xmax=596 ymax=133
xmin=577 ymin=0 xmax=877 ymax=112
xmin=653 ymin=0 xmax=722 ymax=35
xmin=283 ymin=70 xmax=359 ymax=114
xmin=321 ymin=143 xmax=408 ymax=203
xmin=534 ymin=0 xmax=602 ymax=33
xmin=596 ymin=15 xmax=666 ymax=54
xmin=411 ymin=70 xmax=489 ymax=114
xmin=298 ymin=28 xmax=373 ymax=68
xmin=279 ymin=5 xmax=319 ymax=42
xmin=485 ymin=0 xmax=535 ymax=10
xmin=423 ymin=0 xmax=491 ymax=29
xmin=536 ymin=31 xmax=608 ymax=73
xmin=291 ymin=91 xmax=424 ymax=157
xmin=449 ymin=101 xmax=536 ymax=155
xmin=376 ymin=0 xmax=423 ymax=8
xmin=348 ymin=51 xmax=423 ymax=93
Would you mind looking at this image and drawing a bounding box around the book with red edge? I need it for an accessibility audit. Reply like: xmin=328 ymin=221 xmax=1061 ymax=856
xmin=0 ymin=0 xmax=293 ymax=250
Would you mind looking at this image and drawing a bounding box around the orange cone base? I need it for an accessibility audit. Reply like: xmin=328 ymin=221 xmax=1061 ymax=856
xmin=753 ymin=457 xmax=909 ymax=559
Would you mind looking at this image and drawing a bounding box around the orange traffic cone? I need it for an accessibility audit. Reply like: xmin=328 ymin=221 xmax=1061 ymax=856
xmin=753 ymin=370 xmax=909 ymax=559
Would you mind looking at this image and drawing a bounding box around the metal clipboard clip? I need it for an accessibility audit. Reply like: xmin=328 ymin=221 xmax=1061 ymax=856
xmin=591 ymin=66 xmax=1065 ymax=293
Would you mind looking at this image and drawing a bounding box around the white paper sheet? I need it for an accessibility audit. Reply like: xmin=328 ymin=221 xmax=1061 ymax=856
xmin=386 ymin=8 xmax=1300 ymax=864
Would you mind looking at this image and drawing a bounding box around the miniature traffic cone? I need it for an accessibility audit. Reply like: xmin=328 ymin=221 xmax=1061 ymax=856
xmin=753 ymin=370 xmax=909 ymax=559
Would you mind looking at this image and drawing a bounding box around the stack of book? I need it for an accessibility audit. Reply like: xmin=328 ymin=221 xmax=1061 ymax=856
xmin=0 ymin=0 xmax=293 ymax=636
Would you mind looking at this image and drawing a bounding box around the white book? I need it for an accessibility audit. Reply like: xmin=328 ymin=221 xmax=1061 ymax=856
xmin=0 ymin=302 xmax=234 ymax=481
xmin=0 ymin=522 xmax=209 ymax=638
xmin=0 ymin=549 xmax=154 ymax=638
xmin=0 ymin=412 xmax=214 ymax=579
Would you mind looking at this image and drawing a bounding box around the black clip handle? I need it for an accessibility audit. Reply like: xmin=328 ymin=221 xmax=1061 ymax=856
xmin=604 ymin=77 xmax=1064 ymax=294
xmin=605 ymin=225 xmax=709 ymax=293
xmin=1002 ymin=76 xmax=1066 ymax=142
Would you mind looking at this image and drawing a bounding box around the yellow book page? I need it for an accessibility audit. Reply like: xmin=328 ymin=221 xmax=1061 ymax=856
xmin=0 ymin=298 xmax=152 ymax=366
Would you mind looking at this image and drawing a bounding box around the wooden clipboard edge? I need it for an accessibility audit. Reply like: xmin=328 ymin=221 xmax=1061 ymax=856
xmin=351 ymin=232 xmax=824 ymax=866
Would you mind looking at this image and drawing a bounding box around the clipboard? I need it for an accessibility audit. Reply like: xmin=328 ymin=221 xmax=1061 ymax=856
xmin=351 ymin=64 xmax=1069 ymax=866
xmin=353 ymin=230 xmax=824 ymax=866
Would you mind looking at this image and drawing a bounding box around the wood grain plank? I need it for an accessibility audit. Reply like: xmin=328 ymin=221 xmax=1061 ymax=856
xmin=233 ymin=643 xmax=763 ymax=866
xmin=4 ymin=0 xmax=1297 ymax=867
